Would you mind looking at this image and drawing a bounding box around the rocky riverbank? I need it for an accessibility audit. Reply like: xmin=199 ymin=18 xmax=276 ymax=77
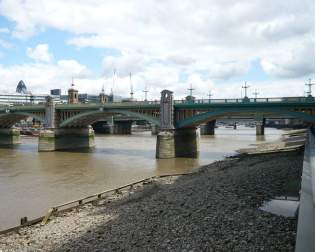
xmin=0 ymin=148 xmax=303 ymax=251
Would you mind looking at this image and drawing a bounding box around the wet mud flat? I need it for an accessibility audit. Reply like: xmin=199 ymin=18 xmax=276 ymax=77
xmin=0 ymin=149 xmax=303 ymax=251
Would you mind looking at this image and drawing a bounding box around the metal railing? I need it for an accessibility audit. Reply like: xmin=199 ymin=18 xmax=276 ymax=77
xmin=174 ymin=96 xmax=314 ymax=104
xmin=1 ymin=96 xmax=315 ymax=111
xmin=55 ymin=96 xmax=315 ymax=107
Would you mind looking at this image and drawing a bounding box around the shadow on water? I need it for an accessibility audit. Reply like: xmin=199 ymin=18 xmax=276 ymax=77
xmin=0 ymin=144 xmax=20 ymax=150
xmin=256 ymin=135 xmax=266 ymax=141
xmin=260 ymin=199 xmax=299 ymax=218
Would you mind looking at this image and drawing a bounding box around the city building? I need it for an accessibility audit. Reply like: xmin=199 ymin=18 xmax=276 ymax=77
xmin=50 ymin=89 xmax=61 ymax=96
xmin=16 ymin=80 xmax=28 ymax=94
xmin=68 ymin=83 xmax=79 ymax=104
xmin=0 ymin=80 xmax=60 ymax=105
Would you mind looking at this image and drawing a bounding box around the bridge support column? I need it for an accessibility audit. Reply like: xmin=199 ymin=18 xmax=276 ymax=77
xmin=200 ymin=120 xmax=216 ymax=135
xmin=92 ymin=121 xmax=112 ymax=134
xmin=175 ymin=127 xmax=199 ymax=158
xmin=113 ymin=121 xmax=132 ymax=134
xmin=156 ymin=130 xmax=175 ymax=158
xmin=39 ymin=127 xmax=95 ymax=151
xmin=38 ymin=129 xmax=56 ymax=151
xmin=156 ymin=89 xmax=176 ymax=159
xmin=0 ymin=128 xmax=20 ymax=146
xmin=151 ymin=124 xmax=159 ymax=135
xmin=256 ymin=118 xmax=266 ymax=136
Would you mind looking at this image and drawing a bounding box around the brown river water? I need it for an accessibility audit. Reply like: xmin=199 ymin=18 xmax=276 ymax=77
xmin=0 ymin=126 xmax=284 ymax=230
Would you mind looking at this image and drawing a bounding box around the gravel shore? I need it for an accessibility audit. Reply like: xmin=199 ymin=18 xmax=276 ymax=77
xmin=0 ymin=150 xmax=303 ymax=251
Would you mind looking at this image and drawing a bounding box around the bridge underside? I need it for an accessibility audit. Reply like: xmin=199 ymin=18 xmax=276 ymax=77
xmin=175 ymin=108 xmax=315 ymax=129
xmin=58 ymin=109 xmax=160 ymax=128
xmin=0 ymin=114 xmax=28 ymax=128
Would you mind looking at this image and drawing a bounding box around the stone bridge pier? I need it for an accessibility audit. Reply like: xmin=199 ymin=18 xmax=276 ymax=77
xmin=255 ymin=116 xmax=266 ymax=136
xmin=38 ymin=97 xmax=95 ymax=151
xmin=151 ymin=124 xmax=159 ymax=135
xmin=200 ymin=120 xmax=216 ymax=135
xmin=39 ymin=127 xmax=95 ymax=151
xmin=175 ymin=127 xmax=199 ymax=157
xmin=0 ymin=128 xmax=20 ymax=146
xmin=113 ymin=120 xmax=132 ymax=134
xmin=156 ymin=90 xmax=199 ymax=159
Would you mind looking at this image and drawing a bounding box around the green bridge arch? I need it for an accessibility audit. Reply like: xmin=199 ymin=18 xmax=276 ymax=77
xmin=0 ymin=111 xmax=45 ymax=124
xmin=59 ymin=109 xmax=160 ymax=128
xmin=176 ymin=107 xmax=315 ymax=128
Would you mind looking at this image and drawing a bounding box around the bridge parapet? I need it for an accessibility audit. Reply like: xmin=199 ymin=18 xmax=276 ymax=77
xmin=173 ymin=96 xmax=315 ymax=105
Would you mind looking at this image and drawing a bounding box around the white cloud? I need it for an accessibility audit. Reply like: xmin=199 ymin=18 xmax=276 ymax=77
xmin=0 ymin=59 xmax=94 ymax=94
xmin=0 ymin=0 xmax=315 ymax=96
xmin=57 ymin=59 xmax=92 ymax=78
xmin=261 ymin=37 xmax=315 ymax=78
xmin=26 ymin=44 xmax=53 ymax=63
xmin=208 ymin=61 xmax=249 ymax=80
xmin=102 ymin=53 xmax=146 ymax=77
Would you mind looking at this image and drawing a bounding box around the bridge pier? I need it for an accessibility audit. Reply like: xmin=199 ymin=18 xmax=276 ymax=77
xmin=256 ymin=118 xmax=266 ymax=136
xmin=156 ymin=130 xmax=175 ymax=158
xmin=38 ymin=127 xmax=95 ymax=151
xmin=151 ymin=124 xmax=159 ymax=135
xmin=0 ymin=128 xmax=20 ymax=146
xmin=175 ymin=127 xmax=199 ymax=158
xmin=200 ymin=120 xmax=216 ymax=135
xmin=92 ymin=121 xmax=112 ymax=134
xmin=113 ymin=121 xmax=132 ymax=134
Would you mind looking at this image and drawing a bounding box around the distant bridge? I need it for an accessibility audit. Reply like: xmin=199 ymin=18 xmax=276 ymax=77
xmin=0 ymin=91 xmax=314 ymax=158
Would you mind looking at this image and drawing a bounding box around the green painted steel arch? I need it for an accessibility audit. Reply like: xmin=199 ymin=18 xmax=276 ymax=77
xmin=59 ymin=109 xmax=160 ymax=128
xmin=0 ymin=111 xmax=45 ymax=122
xmin=176 ymin=107 xmax=315 ymax=128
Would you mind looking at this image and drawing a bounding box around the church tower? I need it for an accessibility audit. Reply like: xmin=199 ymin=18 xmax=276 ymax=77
xmin=99 ymin=85 xmax=108 ymax=104
xmin=68 ymin=79 xmax=79 ymax=104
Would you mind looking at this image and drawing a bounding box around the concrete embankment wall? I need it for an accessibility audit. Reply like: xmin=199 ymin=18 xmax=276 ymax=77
xmin=295 ymin=128 xmax=315 ymax=252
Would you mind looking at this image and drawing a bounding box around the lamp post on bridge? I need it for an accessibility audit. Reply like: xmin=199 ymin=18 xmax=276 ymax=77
xmin=188 ymin=83 xmax=194 ymax=97
xmin=305 ymin=78 xmax=315 ymax=98
xmin=186 ymin=83 xmax=195 ymax=102
xmin=129 ymin=72 xmax=134 ymax=101
xmin=143 ymin=84 xmax=148 ymax=101
xmin=253 ymin=89 xmax=259 ymax=100
xmin=208 ymin=90 xmax=213 ymax=103
xmin=242 ymin=81 xmax=250 ymax=102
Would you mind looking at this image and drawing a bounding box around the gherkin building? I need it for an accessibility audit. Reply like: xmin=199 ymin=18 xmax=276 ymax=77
xmin=16 ymin=80 xmax=28 ymax=94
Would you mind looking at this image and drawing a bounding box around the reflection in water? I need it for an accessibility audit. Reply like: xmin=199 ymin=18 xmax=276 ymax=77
xmin=256 ymin=135 xmax=266 ymax=141
xmin=0 ymin=126 xmax=283 ymax=230
xmin=260 ymin=199 xmax=299 ymax=217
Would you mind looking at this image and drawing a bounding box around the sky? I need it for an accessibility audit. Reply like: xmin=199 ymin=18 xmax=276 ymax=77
xmin=0 ymin=0 xmax=314 ymax=100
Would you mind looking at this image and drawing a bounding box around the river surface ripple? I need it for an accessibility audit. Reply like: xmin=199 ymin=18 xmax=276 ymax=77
xmin=0 ymin=126 xmax=283 ymax=230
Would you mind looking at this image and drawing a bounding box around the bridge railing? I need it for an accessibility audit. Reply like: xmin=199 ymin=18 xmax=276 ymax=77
xmin=173 ymin=96 xmax=314 ymax=104
xmin=77 ymin=96 xmax=314 ymax=105
xmin=2 ymin=96 xmax=315 ymax=109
